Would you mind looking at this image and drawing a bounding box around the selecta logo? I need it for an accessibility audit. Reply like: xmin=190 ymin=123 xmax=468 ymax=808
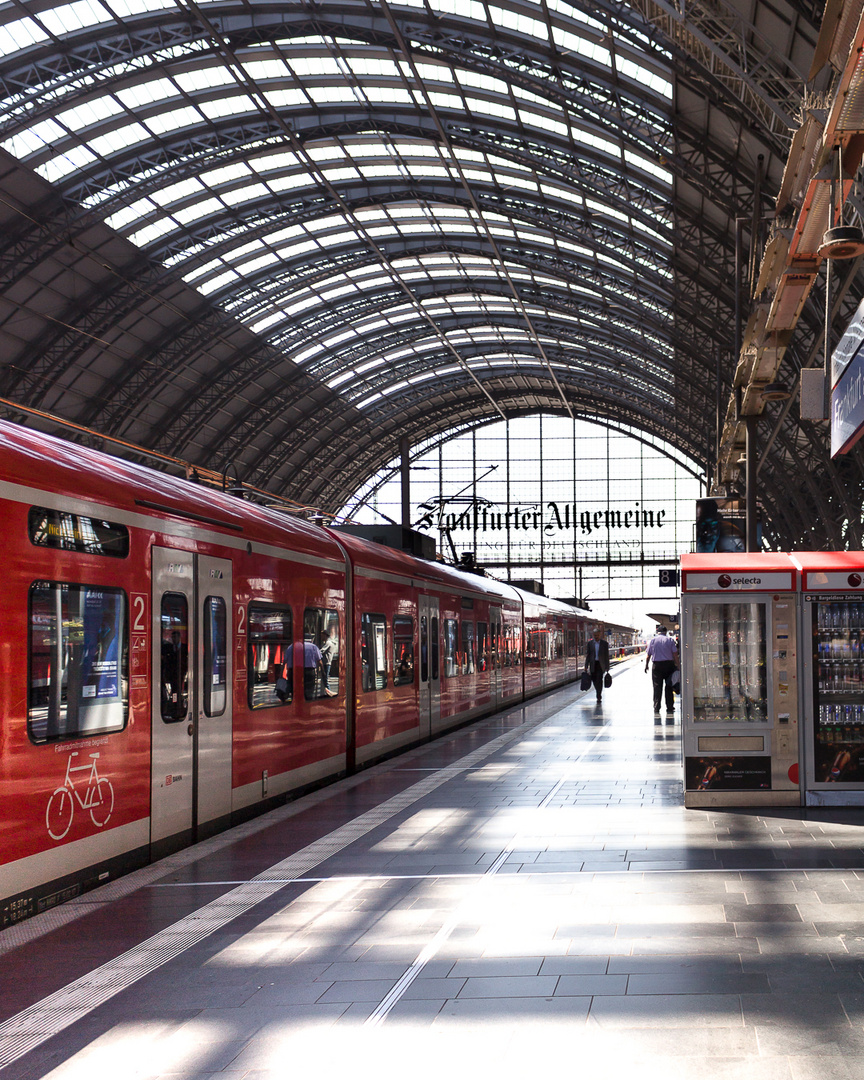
xmin=849 ymin=573 xmax=862 ymax=587
xmin=717 ymin=575 xmax=761 ymax=589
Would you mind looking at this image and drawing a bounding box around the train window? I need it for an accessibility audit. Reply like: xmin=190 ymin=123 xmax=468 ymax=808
xmin=554 ymin=629 xmax=564 ymax=660
xmin=393 ymin=616 xmax=414 ymax=685
xmin=567 ymin=630 xmax=576 ymax=659
xmin=431 ymin=616 xmax=439 ymax=681
xmin=420 ymin=616 xmax=428 ymax=683
xmin=28 ymin=581 xmax=128 ymax=744
xmin=361 ymin=613 xmax=388 ymax=691
xmin=443 ymin=619 xmax=458 ymax=677
xmin=303 ymin=608 xmax=340 ymax=700
xmin=461 ymin=621 xmax=475 ymax=675
xmin=203 ymin=597 xmax=227 ymax=717
xmin=160 ymin=593 xmax=189 ymax=722
xmin=477 ymin=622 xmax=488 ymax=672
xmin=28 ymin=507 xmax=129 ymax=559
xmin=248 ymin=603 xmax=292 ymax=708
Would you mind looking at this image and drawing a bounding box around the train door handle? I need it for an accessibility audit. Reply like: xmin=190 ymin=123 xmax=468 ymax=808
xmin=187 ymin=723 xmax=194 ymax=736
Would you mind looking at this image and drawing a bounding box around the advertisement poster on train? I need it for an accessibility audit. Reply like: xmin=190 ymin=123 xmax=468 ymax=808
xmin=81 ymin=589 xmax=122 ymax=701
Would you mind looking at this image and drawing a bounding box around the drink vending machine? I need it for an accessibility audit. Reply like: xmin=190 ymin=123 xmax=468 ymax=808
xmin=680 ymin=554 xmax=801 ymax=808
xmin=795 ymin=552 xmax=864 ymax=805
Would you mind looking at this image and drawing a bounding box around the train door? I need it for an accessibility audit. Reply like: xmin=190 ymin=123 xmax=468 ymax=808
xmin=150 ymin=547 xmax=233 ymax=852
xmin=489 ymin=605 xmax=502 ymax=708
xmin=418 ymin=595 xmax=440 ymax=738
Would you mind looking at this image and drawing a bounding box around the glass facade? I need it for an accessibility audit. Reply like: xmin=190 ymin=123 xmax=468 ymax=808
xmin=342 ymin=414 xmax=702 ymax=602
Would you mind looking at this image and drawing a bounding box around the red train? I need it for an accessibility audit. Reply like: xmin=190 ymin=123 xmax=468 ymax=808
xmin=0 ymin=418 xmax=636 ymax=927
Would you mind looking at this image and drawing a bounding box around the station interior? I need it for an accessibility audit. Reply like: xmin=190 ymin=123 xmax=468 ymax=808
xmin=7 ymin=0 xmax=864 ymax=1077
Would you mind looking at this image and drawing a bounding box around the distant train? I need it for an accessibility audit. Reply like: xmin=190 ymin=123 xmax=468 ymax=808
xmin=0 ymin=419 xmax=638 ymax=927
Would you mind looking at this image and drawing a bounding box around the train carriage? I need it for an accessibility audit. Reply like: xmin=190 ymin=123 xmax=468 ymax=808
xmin=0 ymin=418 xmax=635 ymax=928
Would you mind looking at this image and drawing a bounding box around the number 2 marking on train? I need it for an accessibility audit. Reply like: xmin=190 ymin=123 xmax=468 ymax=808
xmin=237 ymin=606 xmax=246 ymax=635
xmin=132 ymin=594 xmax=147 ymax=632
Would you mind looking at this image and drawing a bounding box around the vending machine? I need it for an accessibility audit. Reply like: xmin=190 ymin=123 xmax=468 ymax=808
xmin=794 ymin=552 xmax=864 ymax=805
xmin=680 ymin=554 xmax=801 ymax=807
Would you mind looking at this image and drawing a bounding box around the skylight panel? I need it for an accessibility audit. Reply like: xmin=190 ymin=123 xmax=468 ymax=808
xmin=199 ymin=97 xmax=259 ymax=120
xmin=244 ymin=60 xmax=292 ymax=82
xmin=38 ymin=0 xmax=108 ymax=35
xmin=465 ymin=97 xmax=516 ymax=122
xmin=2 ymin=119 xmax=65 ymax=158
xmin=35 ymin=143 xmax=97 ymax=183
xmin=624 ymin=149 xmax=673 ymax=185
xmin=268 ymin=173 xmax=311 ymax=194
xmin=404 ymin=62 xmax=452 ymax=84
xmin=263 ymin=89 xmax=307 ymax=110
xmin=552 ymin=26 xmax=611 ymax=67
xmin=545 ymin=0 xmax=605 ymax=32
xmin=249 ymin=311 xmax=284 ymax=335
xmin=235 ymin=252 xmax=281 ymax=277
xmin=309 ymin=85 xmax=361 ymax=105
xmin=431 ymin=0 xmax=488 ymax=18
xmin=456 ymin=70 xmax=510 ymax=97
xmin=116 ymin=80 xmax=181 ymax=109
xmin=200 ymin=162 xmax=254 ymax=188
xmin=487 ymin=5 xmax=549 ymax=42
xmin=519 ymin=110 xmax=567 ymax=138
xmin=173 ymin=69 xmax=235 ymax=94
xmin=146 ymin=106 xmax=203 ymax=136
xmin=0 ymin=18 xmax=49 ymax=54
xmin=128 ymin=217 xmax=179 ymax=248
xmin=172 ymin=197 xmax=224 ymax=225
xmin=108 ymin=0 xmax=175 ymax=14
xmin=106 ymin=197 xmax=154 ymax=231
xmin=148 ymin=177 xmax=207 ymax=207
xmin=290 ymin=56 xmax=343 ymax=79
xmin=347 ymin=57 xmax=402 ymax=80
xmin=570 ymin=126 xmax=620 ymax=159
xmin=428 ymin=92 xmax=465 ymax=112
xmin=197 ymin=268 xmax=240 ymax=296
xmin=616 ymin=57 xmax=672 ymax=99
xmin=364 ymin=87 xmax=413 ymax=104
xmin=56 ymin=96 xmax=125 ymax=131
xmin=220 ymin=182 xmax=271 ymax=207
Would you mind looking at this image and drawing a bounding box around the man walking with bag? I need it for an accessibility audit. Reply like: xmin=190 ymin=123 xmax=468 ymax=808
xmin=645 ymin=625 xmax=679 ymax=716
xmin=584 ymin=625 xmax=610 ymax=703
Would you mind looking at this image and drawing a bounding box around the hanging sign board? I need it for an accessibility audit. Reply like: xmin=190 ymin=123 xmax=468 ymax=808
xmin=831 ymin=297 xmax=864 ymax=457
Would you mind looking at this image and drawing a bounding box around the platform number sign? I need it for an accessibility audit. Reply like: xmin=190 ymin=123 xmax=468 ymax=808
xmin=659 ymin=569 xmax=680 ymax=588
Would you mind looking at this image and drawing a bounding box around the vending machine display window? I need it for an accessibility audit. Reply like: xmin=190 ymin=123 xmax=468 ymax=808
xmin=691 ymin=602 xmax=767 ymax=725
xmin=812 ymin=600 xmax=864 ymax=783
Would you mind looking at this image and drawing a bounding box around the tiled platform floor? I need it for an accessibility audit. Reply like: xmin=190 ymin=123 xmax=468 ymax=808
xmin=5 ymin=660 xmax=864 ymax=1079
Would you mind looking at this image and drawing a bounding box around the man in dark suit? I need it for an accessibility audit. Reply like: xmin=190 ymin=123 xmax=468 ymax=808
xmin=584 ymin=626 xmax=610 ymax=703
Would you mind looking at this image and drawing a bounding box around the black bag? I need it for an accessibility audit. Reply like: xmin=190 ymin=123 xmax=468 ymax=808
xmin=670 ymin=669 xmax=681 ymax=695
xmin=604 ymin=672 xmax=612 ymax=688
xmin=580 ymin=670 xmax=592 ymax=691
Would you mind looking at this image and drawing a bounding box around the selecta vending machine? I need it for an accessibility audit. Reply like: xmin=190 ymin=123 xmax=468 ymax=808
xmin=680 ymin=553 xmax=801 ymax=808
xmin=795 ymin=552 xmax=864 ymax=805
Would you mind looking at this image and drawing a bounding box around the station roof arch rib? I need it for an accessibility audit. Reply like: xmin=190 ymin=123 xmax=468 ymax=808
xmin=0 ymin=0 xmax=849 ymax=547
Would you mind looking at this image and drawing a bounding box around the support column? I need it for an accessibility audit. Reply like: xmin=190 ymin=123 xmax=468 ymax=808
xmin=400 ymin=435 xmax=410 ymax=530
xmin=745 ymin=415 xmax=758 ymax=551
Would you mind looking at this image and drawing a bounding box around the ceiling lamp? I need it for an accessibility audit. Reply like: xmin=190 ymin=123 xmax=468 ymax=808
xmin=760 ymin=381 xmax=792 ymax=401
xmin=818 ymin=224 xmax=864 ymax=258
xmin=818 ymin=145 xmax=864 ymax=259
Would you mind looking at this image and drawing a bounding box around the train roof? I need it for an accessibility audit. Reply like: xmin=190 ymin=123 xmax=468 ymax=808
xmin=0 ymin=418 xmax=346 ymax=563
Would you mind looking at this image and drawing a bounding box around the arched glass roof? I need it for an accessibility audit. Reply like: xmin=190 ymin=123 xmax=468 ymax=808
xmin=0 ymin=0 xmax=841 ymax=546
